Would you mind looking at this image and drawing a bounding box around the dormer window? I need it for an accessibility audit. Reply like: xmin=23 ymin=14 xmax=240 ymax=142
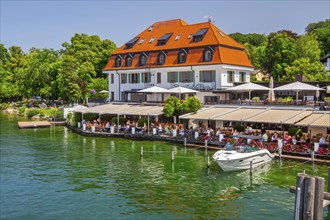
xmin=203 ymin=47 xmax=214 ymax=62
xmin=157 ymin=33 xmax=173 ymax=46
xmin=139 ymin=53 xmax=147 ymax=66
xmin=125 ymin=37 xmax=139 ymax=49
xmin=178 ymin=49 xmax=187 ymax=64
xmin=149 ymin=37 xmax=155 ymax=43
xmin=157 ymin=51 xmax=166 ymax=65
xmin=175 ymin=34 xmax=181 ymax=41
xmin=115 ymin=55 xmax=122 ymax=67
xmin=125 ymin=55 xmax=132 ymax=67
xmin=193 ymin=28 xmax=208 ymax=42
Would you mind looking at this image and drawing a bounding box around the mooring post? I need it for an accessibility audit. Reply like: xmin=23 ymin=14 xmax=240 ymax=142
xmin=171 ymin=151 xmax=174 ymax=162
xmin=314 ymin=176 xmax=325 ymax=219
xmin=140 ymin=146 xmax=143 ymax=158
xmin=303 ymin=176 xmax=315 ymax=220
xmin=328 ymin=167 xmax=330 ymax=193
xmin=311 ymin=150 xmax=315 ymax=162
xmin=207 ymin=155 xmax=210 ymax=168
xmin=205 ymin=140 xmax=208 ymax=148
xmin=184 ymin=137 xmax=187 ymax=146
xmin=295 ymin=187 xmax=301 ymax=220
xmin=279 ymin=146 xmax=282 ymax=158
xmin=250 ymin=161 xmax=252 ymax=176
xmin=294 ymin=173 xmax=306 ymax=219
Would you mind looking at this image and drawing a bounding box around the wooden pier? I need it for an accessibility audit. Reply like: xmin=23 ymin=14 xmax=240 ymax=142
xmin=18 ymin=121 xmax=51 ymax=128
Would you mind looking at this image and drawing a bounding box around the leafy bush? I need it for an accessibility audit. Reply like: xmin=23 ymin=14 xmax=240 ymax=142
xmin=26 ymin=108 xmax=41 ymax=118
xmin=55 ymin=108 xmax=63 ymax=118
xmin=137 ymin=118 xmax=148 ymax=127
xmin=82 ymin=113 xmax=98 ymax=122
xmin=233 ymin=124 xmax=244 ymax=132
xmin=18 ymin=106 xmax=26 ymax=115
xmin=111 ymin=116 xmax=127 ymax=125
xmin=73 ymin=112 xmax=82 ymax=126
xmin=288 ymin=127 xmax=303 ymax=137
xmin=0 ymin=103 xmax=10 ymax=110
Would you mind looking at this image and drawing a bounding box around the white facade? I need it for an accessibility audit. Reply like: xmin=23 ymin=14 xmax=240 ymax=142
xmin=104 ymin=64 xmax=253 ymax=103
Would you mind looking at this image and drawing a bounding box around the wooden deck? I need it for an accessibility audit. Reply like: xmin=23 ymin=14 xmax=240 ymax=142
xmin=18 ymin=121 xmax=51 ymax=128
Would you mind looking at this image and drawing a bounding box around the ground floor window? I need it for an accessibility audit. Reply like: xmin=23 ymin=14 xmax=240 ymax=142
xmin=200 ymin=70 xmax=215 ymax=82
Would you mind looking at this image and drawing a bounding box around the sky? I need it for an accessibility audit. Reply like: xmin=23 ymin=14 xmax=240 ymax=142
xmin=1 ymin=0 xmax=329 ymax=52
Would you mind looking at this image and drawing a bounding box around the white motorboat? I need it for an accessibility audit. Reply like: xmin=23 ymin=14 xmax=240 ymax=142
xmin=213 ymin=135 xmax=274 ymax=172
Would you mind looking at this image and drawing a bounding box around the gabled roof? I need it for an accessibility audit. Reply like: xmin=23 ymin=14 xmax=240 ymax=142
xmin=103 ymin=19 xmax=253 ymax=70
xmin=113 ymin=19 xmax=244 ymax=54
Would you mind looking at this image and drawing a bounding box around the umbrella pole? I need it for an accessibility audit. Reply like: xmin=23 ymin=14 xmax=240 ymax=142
xmin=249 ymin=91 xmax=251 ymax=100
xmin=296 ymin=91 xmax=298 ymax=104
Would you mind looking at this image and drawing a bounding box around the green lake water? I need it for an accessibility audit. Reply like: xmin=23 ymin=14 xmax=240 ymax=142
xmin=0 ymin=112 xmax=329 ymax=219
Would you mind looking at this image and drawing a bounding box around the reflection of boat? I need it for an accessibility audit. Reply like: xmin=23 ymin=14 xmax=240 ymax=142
xmin=213 ymin=135 xmax=274 ymax=172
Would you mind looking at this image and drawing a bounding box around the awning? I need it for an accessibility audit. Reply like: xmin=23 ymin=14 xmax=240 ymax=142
xmin=214 ymin=108 xmax=267 ymax=122
xmin=295 ymin=112 xmax=330 ymax=127
xmin=179 ymin=107 xmax=235 ymax=120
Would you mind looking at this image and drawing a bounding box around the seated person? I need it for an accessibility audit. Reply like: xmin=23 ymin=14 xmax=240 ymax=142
xmin=104 ymin=121 xmax=110 ymax=132
xmin=158 ymin=124 xmax=163 ymax=134
xmin=319 ymin=136 xmax=326 ymax=146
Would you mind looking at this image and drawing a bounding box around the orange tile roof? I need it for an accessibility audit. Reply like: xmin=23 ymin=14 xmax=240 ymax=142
xmin=103 ymin=19 xmax=253 ymax=71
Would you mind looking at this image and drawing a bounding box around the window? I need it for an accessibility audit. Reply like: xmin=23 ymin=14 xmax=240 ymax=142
xmin=167 ymin=72 xmax=178 ymax=83
xmin=193 ymin=28 xmax=208 ymax=42
xmin=141 ymin=72 xmax=151 ymax=83
xmin=200 ymin=70 xmax=216 ymax=82
xmin=115 ymin=56 xmax=122 ymax=67
xmin=125 ymin=37 xmax=139 ymax=49
xmin=157 ymin=53 xmax=166 ymax=65
xmin=188 ymin=34 xmax=192 ymax=39
xmin=111 ymin=74 xmax=114 ymax=84
xmin=121 ymin=74 xmax=127 ymax=84
xmin=149 ymin=37 xmax=155 ymax=43
xmin=129 ymin=73 xmax=140 ymax=84
xmin=157 ymin=72 xmax=161 ymax=84
xmin=180 ymin=71 xmax=194 ymax=83
xmin=138 ymin=38 xmax=145 ymax=44
xmin=157 ymin=33 xmax=173 ymax=46
xmin=148 ymin=26 xmax=153 ymax=32
xmin=139 ymin=54 xmax=147 ymax=66
xmin=175 ymin=34 xmax=181 ymax=40
xmin=125 ymin=56 xmax=132 ymax=67
xmin=227 ymin=71 xmax=234 ymax=83
xmin=239 ymin=72 xmax=246 ymax=82
xmin=203 ymin=49 xmax=213 ymax=62
xmin=178 ymin=50 xmax=187 ymax=64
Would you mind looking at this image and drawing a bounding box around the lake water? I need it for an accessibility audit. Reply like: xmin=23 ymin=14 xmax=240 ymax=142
xmin=0 ymin=112 xmax=329 ymax=219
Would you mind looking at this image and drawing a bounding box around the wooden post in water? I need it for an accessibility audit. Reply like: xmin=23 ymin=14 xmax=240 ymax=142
xmin=171 ymin=151 xmax=174 ymax=162
xmin=328 ymin=167 xmax=330 ymax=193
xmin=184 ymin=137 xmax=187 ymax=146
xmin=207 ymin=155 xmax=210 ymax=168
xmin=294 ymin=173 xmax=307 ymax=219
xmin=303 ymin=176 xmax=315 ymax=220
xmin=250 ymin=161 xmax=252 ymax=176
xmin=314 ymin=177 xmax=325 ymax=220
xmin=311 ymin=150 xmax=315 ymax=162
xmin=140 ymin=146 xmax=143 ymax=158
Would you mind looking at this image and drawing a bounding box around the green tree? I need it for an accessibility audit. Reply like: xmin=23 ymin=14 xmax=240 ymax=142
xmin=229 ymin=32 xmax=267 ymax=47
xmin=265 ymin=32 xmax=298 ymax=81
xmin=284 ymin=58 xmax=328 ymax=81
xmin=163 ymin=96 xmax=182 ymax=118
xmin=296 ymin=34 xmax=321 ymax=62
xmin=182 ymin=96 xmax=202 ymax=114
xmin=305 ymin=19 xmax=330 ymax=57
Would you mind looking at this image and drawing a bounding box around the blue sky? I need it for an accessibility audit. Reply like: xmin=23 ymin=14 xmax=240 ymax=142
xmin=1 ymin=0 xmax=329 ymax=52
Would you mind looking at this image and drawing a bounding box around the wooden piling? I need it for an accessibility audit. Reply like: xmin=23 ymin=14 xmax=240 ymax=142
xmin=328 ymin=167 xmax=330 ymax=193
xmin=171 ymin=151 xmax=174 ymax=162
xmin=250 ymin=161 xmax=252 ymax=176
xmin=207 ymin=155 xmax=210 ymax=168
xmin=303 ymin=176 xmax=315 ymax=220
xmin=294 ymin=173 xmax=307 ymax=219
xmin=140 ymin=146 xmax=143 ymax=158
xmin=314 ymin=177 xmax=325 ymax=220
xmin=184 ymin=138 xmax=187 ymax=146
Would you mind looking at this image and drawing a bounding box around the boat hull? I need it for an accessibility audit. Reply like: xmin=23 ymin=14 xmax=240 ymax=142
xmin=213 ymin=149 xmax=274 ymax=172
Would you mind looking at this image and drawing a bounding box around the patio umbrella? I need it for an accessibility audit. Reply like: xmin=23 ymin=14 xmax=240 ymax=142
xmin=99 ymin=90 xmax=109 ymax=93
xmin=138 ymin=86 xmax=168 ymax=93
xmin=274 ymin=81 xmax=324 ymax=102
xmin=165 ymin=86 xmax=199 ymax=94
xmin=226 ymin=82 xmax=269 ymax=100
xmin=268 ymin=76 xmax=276 ymax=102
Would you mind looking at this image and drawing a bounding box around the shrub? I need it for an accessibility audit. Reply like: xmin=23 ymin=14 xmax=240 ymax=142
xmin=26 ymin=108 xmax=41 ymax=118
xmin=73 ymin=112 xmax=82 ymax=126
xmin=288 ymin=127 xmax=303 ymax=137
xmin=137 ymin=118 xmax=148 ymax=127
xmin=233 ymin=124 xmax=244 ymax=132
xmin=111 ymin=116 xmax=127 ymax=125
xmin=18 ymin=106 xmax=26 ymax=115
xmin=55 ymin=108 xmax=63 ymax=118
xmin=83 ymin=113 xmax=99 ymax=122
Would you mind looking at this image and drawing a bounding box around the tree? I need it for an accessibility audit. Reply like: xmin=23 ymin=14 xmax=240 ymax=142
xmin=284 ymin=58 xmax=328 ymax=81
xmin=229 ymin=32 xmax=267 ymax=47
xmin=182 ymin=96 xmax=202 ymax=114
xmin=265 ymin=32 xmax=298 ymax=81
xmin=305 ymin=19 xmax=330 ymax=57
xmin=296 ymin=34 xmax=321 ymax=62
xmin=163 ymin=96 xmax=182 ymax=118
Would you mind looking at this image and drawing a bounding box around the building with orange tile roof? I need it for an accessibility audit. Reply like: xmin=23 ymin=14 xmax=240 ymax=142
xmin=103 ymin=19 xmax=254 ymax=103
